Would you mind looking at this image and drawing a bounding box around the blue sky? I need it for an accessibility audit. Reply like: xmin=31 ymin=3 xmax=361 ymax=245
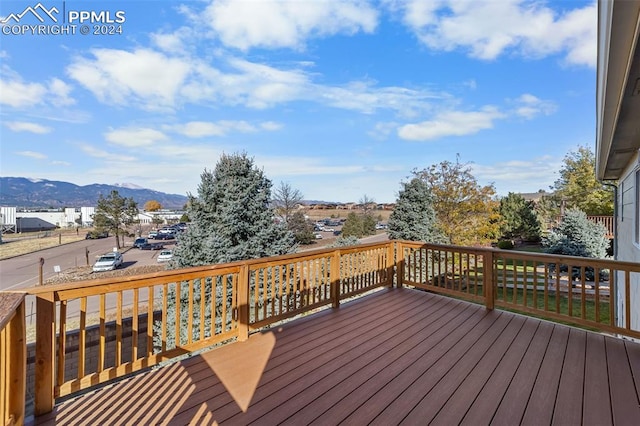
xmin=1 ymin=0 xmax=597 ymax=203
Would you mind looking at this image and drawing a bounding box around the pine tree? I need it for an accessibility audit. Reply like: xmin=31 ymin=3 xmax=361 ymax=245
xmin=543 ymin=209 xmax=609 ymax=259
xmin=499 ymin=192 xmax=542 ymax=242
xmin=387 ymin=178 xmax=441 ymax=242
xmin=172 ymin=153 xmax=295 ymax=267
xmin=288 ymin=211 xmax=315 ymax=244
xmin=156 ymin=153 xmax=296 ymax=350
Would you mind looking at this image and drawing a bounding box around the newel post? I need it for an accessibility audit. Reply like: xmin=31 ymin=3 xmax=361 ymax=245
xmin=483 ymin=250 xmax=495 ymax=310
xmin=386 ymin=242 xmax=395 ymax=288
xmin=35 ymin=292 xmax=55 ymax=415
xmin=331 ymin=249 xmax=341 ymax=308
xmin=396 ymin=241 xmax=405 ymax=288
xmin=237 ymin=264 xmax=250 ymax=342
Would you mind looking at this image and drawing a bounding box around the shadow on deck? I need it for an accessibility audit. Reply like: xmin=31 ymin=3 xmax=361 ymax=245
xmin=36 ymin=288 xmax=640 ymax=425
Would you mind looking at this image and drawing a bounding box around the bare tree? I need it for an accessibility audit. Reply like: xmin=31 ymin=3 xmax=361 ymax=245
xmin=359 ymin=194 xmax=375 ymax=215
xmin=273 ymin=181 xmax=304 ymax=226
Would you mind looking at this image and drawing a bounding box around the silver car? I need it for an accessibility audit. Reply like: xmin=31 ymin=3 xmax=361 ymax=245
xmin=93 ymin=252 xmax=123 ymax=272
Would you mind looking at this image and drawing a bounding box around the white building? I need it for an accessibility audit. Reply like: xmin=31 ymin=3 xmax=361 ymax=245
xmin=596 ymin=0 xmax=640 ymax=329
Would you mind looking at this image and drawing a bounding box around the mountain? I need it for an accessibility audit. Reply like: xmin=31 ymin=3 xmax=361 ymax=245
xmin=0 ymin=177 xmax=188 ymax=209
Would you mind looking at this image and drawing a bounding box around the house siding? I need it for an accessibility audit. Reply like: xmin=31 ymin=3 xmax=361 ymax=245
xmin=616 ymin=151 xmax=640 ymax=330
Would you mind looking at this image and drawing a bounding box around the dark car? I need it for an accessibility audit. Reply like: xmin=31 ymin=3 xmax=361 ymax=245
xmin=133 ymin=238 xmax=148 ymax=248
xmin=140 ymin=242 xmax=164 ymax=250
xmin=155 ymin=233 xmax=175 ymax=240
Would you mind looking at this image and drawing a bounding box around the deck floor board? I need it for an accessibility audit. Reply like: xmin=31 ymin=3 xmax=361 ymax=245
xmin=36 ymin=288 xmax=640 ymax=425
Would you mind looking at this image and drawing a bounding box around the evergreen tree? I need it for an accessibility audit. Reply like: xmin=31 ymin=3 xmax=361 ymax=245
xmin=387 ymin=178 xmax=441 ymax=242
xmin=341 ymin=212 xmax=365 ymax=238
xmin=288 ymin=211 xmax=315 ymax=244
xmin=157 ymin=153 xmax=295 ymax=350
xmin=93 ymin=190 xmax=138 ymax=249
xmin=172 ymin=153 xmax=295 ymax=267
xmin=329 ymin=235 xmax=360 ymax=247
xmin=543 ymin=209 xmax=609 ymax=259
xmin=499 ymin=193 xmax=542 ymax=242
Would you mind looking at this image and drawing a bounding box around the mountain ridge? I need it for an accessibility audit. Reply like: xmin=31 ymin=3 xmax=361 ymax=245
xmin=0 ymin=177 xmax=188 ymax=209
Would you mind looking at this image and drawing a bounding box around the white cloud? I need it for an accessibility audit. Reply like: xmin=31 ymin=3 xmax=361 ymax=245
xmin=512 ymin=93 xmax=556 ymax=119
xmin=398 ymin=107 xmax=505 ymax=141
xmin=166 ymin=120 xmax=282 ymax=138
xmin=48 ymin=78 xmax=75 ymax=106
xmin=471 ymin=156 xmax=562 ymax=195
xmin=260 ymin=121 xmax=283 ymax=131
xmin=4 ymin=121 xmax=52 ymax=134
xmin=16 ymin=151 xmax=47 ymax=160
xmin=0 ymin=78 xmax=47 ymax=108
xmin=0 ymin=68 xmax=75 ymax=108
xmin=395 ymin=0 xmax=597 ymax=67
xmin=203 ymin=0 xmax=378 ymax=50
xmin=51 ymin=160 xmax=71 ymax=166
xmin=78 ymin=143 xmax=137 ymax=162
xmin=67 ymin=48 xmax=191 ymax=111
xmin=104 ymin=127 xmax=168 ymax=147
xmin=64 ymin=46 xmax=440 ymax=116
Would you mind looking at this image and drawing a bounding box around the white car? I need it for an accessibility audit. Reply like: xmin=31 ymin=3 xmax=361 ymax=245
xmin=314 ymin=233 xmax=323 ymax=239
xmin=157 ymin=250 xmax=173 ymax=262
xmin=93 ymin=252 xmax=123 ymax=272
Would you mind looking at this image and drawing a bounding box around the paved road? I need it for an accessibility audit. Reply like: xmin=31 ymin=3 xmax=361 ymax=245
xmin=0 ymin=236 xmax=167 ymax=291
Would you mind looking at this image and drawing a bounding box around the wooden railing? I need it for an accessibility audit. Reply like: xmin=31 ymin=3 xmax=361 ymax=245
xmin=2 ymin=240 xmax=639 ymax=418
xmin=0 ymin=293 xmax=26 ymax=426
xmin=586 ymin=215 xmax=614 ymax=238
xmin=8 ymin=242 xmax=392 ymax=415
xmin=553 ymin=215 xmax=614 ymax=238
xmin=397 ymin=241 xmax=640 ymax=338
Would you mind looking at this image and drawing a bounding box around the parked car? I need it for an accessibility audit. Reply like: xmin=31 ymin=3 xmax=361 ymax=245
xmin=133 ymin=238 xmax=148 ymax=248
xmin=85 ymin=230 xmax=109 ymax=239
xmin=315 ymin=233 xmax=323 ymax=239
xmin=155 ymin=232 xmax=175 ymax=240
xmin=92 ymin=252 xmax=123 ymax=272
xmin=157 ymin=250 xmax=173 ymax=262
xmin=140 ymin=242 xmax=164 ymax=250
xmin=147 ymin=231 xmax=158 ymax=239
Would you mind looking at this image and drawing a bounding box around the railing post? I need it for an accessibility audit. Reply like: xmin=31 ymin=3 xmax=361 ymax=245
xmin=483 ymin=250 xmax=495 ymax=310
xmin=386 ymin=242 xmax=395 ymax=288
xmin=397 ymin=242 xmax=405 ymax=289
xmin=9 ymin=298 xmax=26 ymax=426
xmin=331 ymin=249 xmax=341 ymax=308
xmin=237 ymin=264 xmax=250 ymax=342
xmin=35 ymin=292 xmax=55 ymax=415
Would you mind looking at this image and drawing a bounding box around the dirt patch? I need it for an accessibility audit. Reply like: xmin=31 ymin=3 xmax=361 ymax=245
xmin=45 ymin=264 xmax=166 ymax=285
xmin=0 ymin=232 xmax=85 ymax=260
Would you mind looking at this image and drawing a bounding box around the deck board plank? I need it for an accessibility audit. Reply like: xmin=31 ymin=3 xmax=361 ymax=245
xmin=435 ymin=317 xmax=540 ymax=426
xmin=582 ymin=332 xmax=612 ymax=425
xmin=552 ymin=328 xmax=586 ymax=425
xmin=520 ymin=325 xmax=569 ymax=426
xmin=607 ymin=337 xmax=640 ymax=423
xmin=486 ymin=320 xmax=554 ymax=426
xmin=34 ymin=288 xmax=640 ymax=426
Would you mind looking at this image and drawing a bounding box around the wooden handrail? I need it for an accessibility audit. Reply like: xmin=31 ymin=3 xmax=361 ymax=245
xmin=1 ymin=239 xmax=639 ymax=417
xmin=0 ymin=293 xmax=26 ymax=426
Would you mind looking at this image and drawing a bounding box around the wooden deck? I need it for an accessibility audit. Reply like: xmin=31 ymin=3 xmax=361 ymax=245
xmin=35 ymin=288 xmax=640 ymax=425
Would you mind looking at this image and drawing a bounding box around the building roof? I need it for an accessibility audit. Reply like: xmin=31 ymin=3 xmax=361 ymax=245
xmin=596 ymin=0 xmax=640 ymax=180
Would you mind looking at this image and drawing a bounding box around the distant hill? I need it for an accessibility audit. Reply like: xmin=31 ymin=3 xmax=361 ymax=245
xmin=0 ymin=177 xmax=188 ymax=209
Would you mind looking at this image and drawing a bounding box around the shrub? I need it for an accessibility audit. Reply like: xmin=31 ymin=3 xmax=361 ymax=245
xmin=497 ymin=240 xmax=514 ymax=250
